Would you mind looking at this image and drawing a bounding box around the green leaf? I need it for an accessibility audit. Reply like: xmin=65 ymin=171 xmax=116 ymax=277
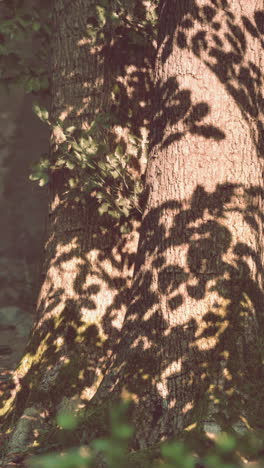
xmin=112 ymin=83 xmax=120 ymax=96
xmin=85 ymin=160 xmax=96 ymax=169
xmin=65 ymin=126 xmax=76 ymax=134
xmin=55 ymin=158 xmax=65 ymax=167
xmin=72 ymin=141 xmax=82 ymax=152
xmin=38 ymin=173 xmax=49 ymax=186
xmin=120 ymin=206 xmax=130 ymax=217
xmin=98 ymin=203 xmax=109 ymax=215
xmin=69 ymin=178 xmax=77 ymax=188
xmin=115 ymin=144 xmax=125 ymax=158
xmin=73 ymin=150 xmax=82 ymax=161
xmin=29 ymin=172 xmax=41 ymax=181
xmin=120 ymin=223 xmax=131 ymax=234
xmin=109 ymin=169 xmax=119 ymax=179
xmin=106 ymin=153 xmax=116 ymax=163
xmin=66 ymin=161 xmax=75 ymax=170
xmin=97 ymin=161 xmax=107 ymax=171
xmin=83 ymin=180 xmax=97 ymax=193
xmin=96 ymin=5 xmax=106 ymax=27
xmin=108 ymin=210 xmax=120 ymax=219
xmin=33 ymin=103 xmax=49 ymax=122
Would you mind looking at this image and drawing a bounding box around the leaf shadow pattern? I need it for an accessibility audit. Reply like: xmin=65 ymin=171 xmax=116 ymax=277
xmin=84 ymin=0 xmax=264 ymax=451
xmin=90 ymin=183 xmax=264 ymax=449
xmin=1 ymin=0 xmax=264 ymax=459
xmin=169 ymin=0 xmax=264 ymax=157
xmin=151 ymin=76 xmax=225 ymax=149
xmin=0 ymin=0 xmax=154 ymax=448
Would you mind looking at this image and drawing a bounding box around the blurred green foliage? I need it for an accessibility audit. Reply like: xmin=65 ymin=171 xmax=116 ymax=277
xmin=29 ymin=403 xmax=264 ymax=468
xmin=0 ymin=0 xmax=51 ymax=94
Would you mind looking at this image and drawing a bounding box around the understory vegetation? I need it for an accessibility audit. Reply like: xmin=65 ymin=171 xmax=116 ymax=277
xmin=29 ymin=403 xmax=264 ymax=467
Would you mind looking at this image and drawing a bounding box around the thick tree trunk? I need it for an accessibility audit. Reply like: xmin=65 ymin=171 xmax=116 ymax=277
xmin=0 ymin=0 xmax=152 ymax=459
xmin=89 ymin=0 xmax=264 ymax=449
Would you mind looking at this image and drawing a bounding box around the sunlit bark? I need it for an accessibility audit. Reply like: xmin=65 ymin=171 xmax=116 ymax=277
xmin=0 ymin=0 xmax=152 ymax=458
xmin=90 ymin=0 xmax=264 ymax=448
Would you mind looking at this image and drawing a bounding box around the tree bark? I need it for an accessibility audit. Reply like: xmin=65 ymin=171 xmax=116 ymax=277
xmin=89 ymin=0 xmax=264 ymax=449
xmin=0 ymin=0 xmax=152 ymax=458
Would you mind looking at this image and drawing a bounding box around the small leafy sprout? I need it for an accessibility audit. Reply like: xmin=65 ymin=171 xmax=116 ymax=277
xmin=30 ymin=108 xmax=146 ymax=222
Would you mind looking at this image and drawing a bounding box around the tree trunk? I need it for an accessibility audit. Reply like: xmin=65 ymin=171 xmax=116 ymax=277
xmin=0 ymin=0 xmax=152 ymax=458
xmin=89 ymin=0 xmax=264 ymax=449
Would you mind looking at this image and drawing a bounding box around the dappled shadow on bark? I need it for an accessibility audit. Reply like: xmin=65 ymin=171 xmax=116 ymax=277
xmin=1 ymin=0 xmax=264 ymax=459
xmin=0 ymin=1 xmax=155 ymax=452
xmin=155 ymin=0 xmax=264 ymax=156
xmin=84 ymin=0 xmax=264 ymax=451
xmin=89 ymin=182 xmax=264 ymax=449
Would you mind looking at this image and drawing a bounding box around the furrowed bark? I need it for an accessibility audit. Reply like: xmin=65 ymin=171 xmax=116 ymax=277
xmin=0 ymin=0 xmax=152 ymax=459
xmin=88 ymin=0 xmax=264 ymax=449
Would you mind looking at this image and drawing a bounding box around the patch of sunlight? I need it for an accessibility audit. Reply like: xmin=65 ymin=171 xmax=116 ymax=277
xmin=156 ymin=362 xmax=182 ymax=400
xmin=223 ymin=367 xmax=232 ymax=382
xmin=131 ymin=335 xmax=152 ymax=350
xmin=15 ymin=341 xmax=49 ymax=383
xmin=80 ymin=376 xmax=103 ymax=401
xmin=168 ymin=398 xmax=176 ymax=409
xmin=141 ymin=374 xmax=150 ymax=380
xmin=182 ymin=402 xmax=194 ymax=415
xmin=17 ymin=352 xmax=34 ymax=376
xmin=194 ymin=320 xmax=229 ymax=351
xmin=240 ymin=292 xmax=254 ymax=312
xmin=185 ymin=422 xmax=197 ymax=432
xmin=0 ymin=396 xmax=14 ymax=417
xmin=77 ymin=37 xmax=90 ymax=46
xmin=55 ymin=336 xmax=64 ymax=348
xmin=59 ymin=107 xmax=74 ymax=122
xmin=121 ymin=387 xmax=139 ymax=404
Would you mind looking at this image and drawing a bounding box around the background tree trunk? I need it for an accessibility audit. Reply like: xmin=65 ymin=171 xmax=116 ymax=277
xmin=89 ymin=0 xmax=264 ymax=449
xmin=0 ymin=0 xmax=153 ymax=458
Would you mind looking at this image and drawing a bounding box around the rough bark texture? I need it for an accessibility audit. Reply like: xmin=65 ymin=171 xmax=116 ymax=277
xmin=89 ymin=0 xmax=264 ymax=449
xmin=0 ymin=0 xmax=152 ymax=460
